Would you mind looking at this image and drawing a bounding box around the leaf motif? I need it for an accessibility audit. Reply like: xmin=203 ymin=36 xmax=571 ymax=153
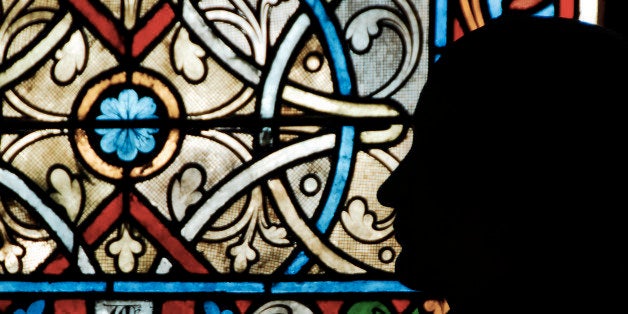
xmin=203 ymin=301 xmax=232 ymax=314
xmin=340 ymin=198 xmax=393 ymax=242
xmin=170 ymin=165 xmax=205 ymax=221
xmin=49 ymin=166 xmax=82 ymax=222
xmin=52 ymin=31 xmax=86 ymax=84
xmin=259 ymin=224 xmax=290 ymax=245
xmin=172 ymin=26 xmax=207 ymax=83
xmin=345 ymin=9 xmax=390 ymax=53
xmin=123 ymin=0 xmax=140 ymax=29
xmin=344 ymin=5 xmax=419 ymax=98
xmin=229 ymin=242 xmax=257 ymax=273
xmin=107 ymin=227 xmax=143 ymax=273
xmin=341 ymin=197 xmax=372 ymax=227
xmin=346 ymin=301 xmax=391 ymax=314
xmin=14 ymin=300 xmax=45 ymax=314
xmin=0 ymin=243 xmax=24 ymax=274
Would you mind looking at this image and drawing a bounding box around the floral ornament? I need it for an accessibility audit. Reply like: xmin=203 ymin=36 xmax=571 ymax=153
xmin=94 ymin=89 xmax=159 ymax=162
xmin=0 ymin=242 xmax=25 ymax=274
xmin=107 ymin=224 xmax=144 ymax=273
xmin=13 ymin=300 xmax=45 ymax=314
xmin=204 ymin=301 xmax=234 ymax=314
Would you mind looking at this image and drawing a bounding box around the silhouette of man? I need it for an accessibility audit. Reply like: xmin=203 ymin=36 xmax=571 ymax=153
xmin=378 ymin=12 xmax=628 ymax=314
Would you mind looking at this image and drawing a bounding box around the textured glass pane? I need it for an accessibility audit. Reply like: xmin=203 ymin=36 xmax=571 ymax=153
xmin=0 ymin=0 xmax=590 ymax=312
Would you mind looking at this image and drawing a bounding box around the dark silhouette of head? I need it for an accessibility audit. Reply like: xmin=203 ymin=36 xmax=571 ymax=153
xmin=378 ymin=15 xmax=628 ymax=314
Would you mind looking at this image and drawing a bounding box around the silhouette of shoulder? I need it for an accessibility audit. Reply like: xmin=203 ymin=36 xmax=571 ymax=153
xmin=409 ymin=15 xmax=628 ymax=313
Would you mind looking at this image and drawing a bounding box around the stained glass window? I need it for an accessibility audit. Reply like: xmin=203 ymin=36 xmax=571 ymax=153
xmin=0 ymin=0 xmax=598 ymax=313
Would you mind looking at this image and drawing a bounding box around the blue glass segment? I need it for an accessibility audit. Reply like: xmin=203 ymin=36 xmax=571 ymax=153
xmin=435 ymin=0 xmax=448 ymax=47
xmin=535 ymin=4 xmax=555 ymax=17
xmin=488 ymin=0 xmax=503 ymax=18
xmin=94 ymin=89 xmax=159 ymax=162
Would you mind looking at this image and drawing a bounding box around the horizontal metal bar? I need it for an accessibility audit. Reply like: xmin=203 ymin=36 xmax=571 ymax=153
xmin=0 ymin=116 xmax=408 ymax=132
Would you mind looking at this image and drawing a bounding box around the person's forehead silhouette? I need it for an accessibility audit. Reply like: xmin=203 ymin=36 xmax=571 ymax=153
xmin=379 ymin=14 xmax=628 ymax=314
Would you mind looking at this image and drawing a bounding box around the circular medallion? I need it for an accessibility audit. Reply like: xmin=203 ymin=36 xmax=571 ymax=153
xmin=73 ymin=71 xmax=182 ymax=180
